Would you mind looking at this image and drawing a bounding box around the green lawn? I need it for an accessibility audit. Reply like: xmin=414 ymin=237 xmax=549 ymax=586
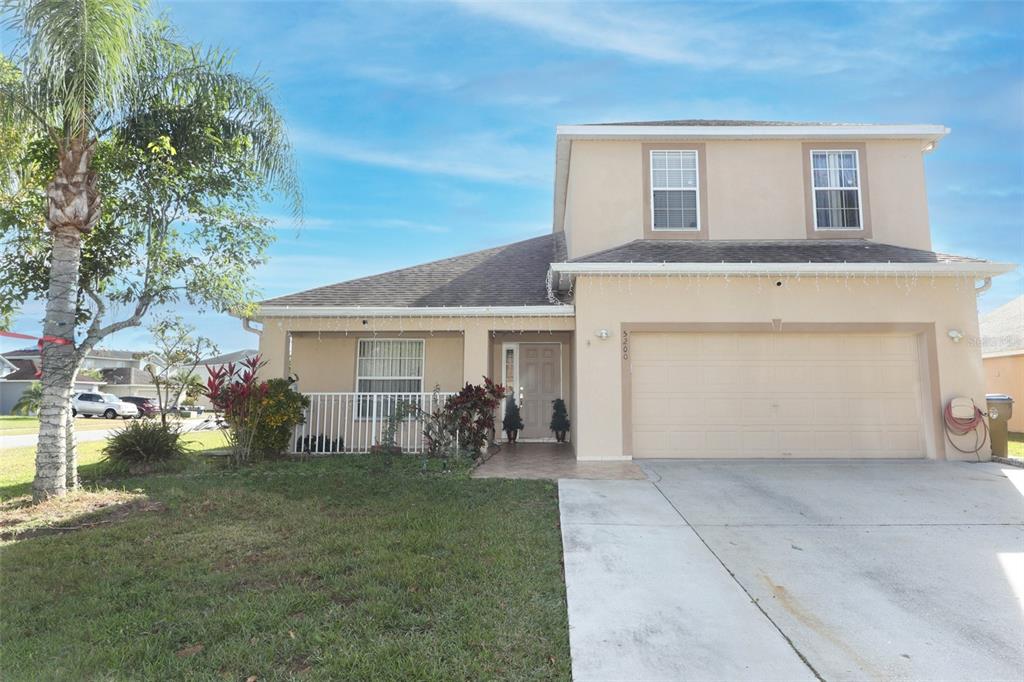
xmin=1 ymin=415 xmax=140 ymax=436
xmin=1008 ymin=432 xmax=1023 ymax=459
xmin=0 ymin=430 xmax=228 ymax=500
xmin=0 ymin=453 xmax=570 ymax=680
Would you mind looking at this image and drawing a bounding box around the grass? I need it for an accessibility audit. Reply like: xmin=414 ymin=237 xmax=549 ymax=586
xmin=0 ymin=455 xmax=570 ymax=680
xmin=1 ymin=415 xmax=191 ymax=437
xmin=1008 ymin=432 xmax=1023 ymax=459
xmin=0 ymin=430 xmax=228 ymax=500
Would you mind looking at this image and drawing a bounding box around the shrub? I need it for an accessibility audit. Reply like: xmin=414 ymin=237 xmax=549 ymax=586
xmin=443 ymin=378 xmax=507 ymax=455
xmin=550 ymin=398 xmax=570 ymax=442
xmin=503 ymin=398 xmax=524 ymax=442
xmin=296 ymin=434 xmax=343 ymax=454
xmin=205 ymin=356 xmax=309 ymax=463
xmin=102 ymin=420 xmax=186 ymax=474
xmin=252 ymin=378 xmax=309 ymax=457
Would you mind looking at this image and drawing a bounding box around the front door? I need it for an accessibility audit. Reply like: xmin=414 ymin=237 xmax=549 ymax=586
xmin=517 ymin=343 xmax=561 ymax=440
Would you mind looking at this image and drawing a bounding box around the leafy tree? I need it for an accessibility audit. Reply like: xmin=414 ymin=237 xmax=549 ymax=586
xmin=143 ymin=316 xmax=216 ymax=425
xmin=0 ymin=2 xmax=300 ymax=501
xmin=11 ymin=380 xmax=42 ymax=415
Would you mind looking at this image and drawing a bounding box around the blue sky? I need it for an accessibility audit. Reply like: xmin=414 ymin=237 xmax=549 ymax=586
xmin=3 ymin=0 xmax=1022 ymax=354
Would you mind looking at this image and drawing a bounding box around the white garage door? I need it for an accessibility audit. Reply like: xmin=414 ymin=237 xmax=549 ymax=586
xmin=629 ymin=332 xmax=926 ymax=458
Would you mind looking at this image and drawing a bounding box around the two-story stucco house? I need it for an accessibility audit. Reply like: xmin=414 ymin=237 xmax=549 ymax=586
xmin=255 ymin=120 xmax=1014 ymax=460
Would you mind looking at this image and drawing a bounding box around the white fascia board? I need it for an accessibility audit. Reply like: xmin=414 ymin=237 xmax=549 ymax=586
xmin=556 ymin=124 xmax=950 ymax=142
xmin=550 ymin=261 xmax=1017 ymax=277
xmin=982 ymin=349 xmax=1024 ymax=359
xmin=259 ymin=305 xmax=575 ymax=318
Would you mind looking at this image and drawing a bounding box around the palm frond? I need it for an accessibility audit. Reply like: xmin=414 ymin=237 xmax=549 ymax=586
xmin=2 ymin=0 xmax=150 ymax=139
xmin=122 ymin=31 xmax=302 ymax=217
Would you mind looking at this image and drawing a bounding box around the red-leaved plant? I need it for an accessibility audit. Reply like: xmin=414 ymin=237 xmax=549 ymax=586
xmin=442 ymin=377 xmax=507 ymax=455
xmin=204 ymin=355 xmax=307 ymax=463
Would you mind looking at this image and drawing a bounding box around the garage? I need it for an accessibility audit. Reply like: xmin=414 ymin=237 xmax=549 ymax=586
xmin=628 ymin=331 xmax=927 ymax=458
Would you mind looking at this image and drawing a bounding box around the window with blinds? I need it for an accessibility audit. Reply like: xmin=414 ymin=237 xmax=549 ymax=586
xmin=650 ymin=150 xmax=699 ymax=230
xmin=811 ymin=150 xmax=862 ymax=229
xmin=356 ymin=339 xmax=424 ymax=394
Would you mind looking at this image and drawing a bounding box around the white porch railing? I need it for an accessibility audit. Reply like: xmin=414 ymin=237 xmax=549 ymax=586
xmin=292 ymin=392 xmax=455 ymax=454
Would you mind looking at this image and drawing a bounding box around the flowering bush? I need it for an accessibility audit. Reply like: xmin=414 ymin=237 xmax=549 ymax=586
xmin=205 ymin=355 xmax=309 ymax=463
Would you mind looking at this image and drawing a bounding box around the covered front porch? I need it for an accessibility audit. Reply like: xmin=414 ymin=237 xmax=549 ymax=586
xmin=257 ymin=313 xmax=577 ymax=454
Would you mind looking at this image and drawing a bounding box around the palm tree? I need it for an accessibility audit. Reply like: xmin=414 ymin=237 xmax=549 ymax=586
xmin=11 ymin=381 xmax=43 ymax=415
xmin=1 ymin=1 xmax=298 ymax=501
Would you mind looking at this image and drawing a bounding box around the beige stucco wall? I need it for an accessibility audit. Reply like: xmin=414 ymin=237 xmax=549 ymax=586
xmin=984 ymin=354 xmax=1024 ymax=432
xmin=288 ymin=333 xmax=464 ymax=393
xmin=572 ymin=275 xmax=988 ymax=461
xmin=563 ymin=139 xmax=932 ymax=259
xmin=258 ymin=315 xmax=576 ymax=388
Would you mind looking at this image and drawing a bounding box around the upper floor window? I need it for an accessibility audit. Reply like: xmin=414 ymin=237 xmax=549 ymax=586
xmin=811 ymin=150 xmax=862 ymax=230
xmin=650 ymin=150 xmax=699 ymax=230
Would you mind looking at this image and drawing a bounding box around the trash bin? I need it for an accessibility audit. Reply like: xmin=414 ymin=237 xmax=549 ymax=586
xmin=986 ymin=394 xmax=1014 ymax=457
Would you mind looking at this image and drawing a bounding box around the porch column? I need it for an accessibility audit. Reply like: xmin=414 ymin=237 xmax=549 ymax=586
xmin=463 ymin=324 xmax=490 ymax=385
xmin=257 ymin=320 xmax=290 ymax=381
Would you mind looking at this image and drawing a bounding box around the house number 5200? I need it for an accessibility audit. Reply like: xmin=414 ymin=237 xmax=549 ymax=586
xmin=622 ymin=331 xmax=629 ymax=360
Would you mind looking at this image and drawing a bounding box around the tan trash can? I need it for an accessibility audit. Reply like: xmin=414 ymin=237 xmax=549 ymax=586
xmin=986 ymin=394 xmax=1014 ymax=457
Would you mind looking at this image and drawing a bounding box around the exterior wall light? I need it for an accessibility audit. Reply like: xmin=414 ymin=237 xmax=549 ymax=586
xmin=595 ymin=329 xmax=610 ymax=340
xmin=947 ymin=329 xmax=964 ymax=343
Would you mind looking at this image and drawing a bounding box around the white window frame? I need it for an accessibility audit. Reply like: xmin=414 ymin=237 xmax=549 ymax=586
xmin=810 ymin=149 xmax=864 ymax=231
xmin=355 ymin=339 xmax=425 ymax=394
xmin=650 ymin=149 xmax=701 ymax=232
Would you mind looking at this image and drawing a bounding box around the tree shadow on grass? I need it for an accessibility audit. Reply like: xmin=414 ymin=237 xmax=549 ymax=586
xmin=0 ymin=488 xmax=163 ymax=543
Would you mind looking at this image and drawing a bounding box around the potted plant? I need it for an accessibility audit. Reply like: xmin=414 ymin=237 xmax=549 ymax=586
xmin=502 ymin=397 xmax=524 ymax=443
xmin=550 ymin=398 xmax=570 ymax=443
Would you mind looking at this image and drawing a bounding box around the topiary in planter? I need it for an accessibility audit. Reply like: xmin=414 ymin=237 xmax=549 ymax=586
xmin=550 ymin=398 xmax=570 ymax=443
xmin=503 ymin=397 xmax=524 ymax=443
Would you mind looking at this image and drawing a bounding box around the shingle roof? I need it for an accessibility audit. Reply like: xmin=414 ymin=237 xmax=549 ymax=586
xmin=980 ymin=295 xmax=1024 ymax=355
xmin=200 ymin=349 xmax=258 ymax=366
xmin=262 ymin=233 xmax=566 ymax=308
xmin=2 ymin=358 xmax=39 ymax=381
xmin=570 ymin=239 xmax=986 ymax=264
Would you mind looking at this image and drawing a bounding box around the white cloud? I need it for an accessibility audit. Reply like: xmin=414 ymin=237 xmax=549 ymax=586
xmin=289 ymin=127 xmax=549 ymax=185
xmin=449 ymin=0 xmax=987 ymax=75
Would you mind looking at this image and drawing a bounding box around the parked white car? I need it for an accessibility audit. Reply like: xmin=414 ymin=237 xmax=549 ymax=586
xmin=71 ymin=392 xmax=140 ymax=419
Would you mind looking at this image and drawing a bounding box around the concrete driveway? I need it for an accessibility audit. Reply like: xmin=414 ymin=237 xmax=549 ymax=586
xmin=559 ymin=460 xmax=1024 ymax=681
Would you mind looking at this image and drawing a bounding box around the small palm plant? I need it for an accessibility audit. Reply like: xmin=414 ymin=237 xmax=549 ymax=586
xmin=12 ymin=381 xmax=43 ymax=415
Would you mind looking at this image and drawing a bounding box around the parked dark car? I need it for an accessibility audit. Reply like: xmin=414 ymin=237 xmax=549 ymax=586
xmin=120 ymin=396 xmax=158 ymax=417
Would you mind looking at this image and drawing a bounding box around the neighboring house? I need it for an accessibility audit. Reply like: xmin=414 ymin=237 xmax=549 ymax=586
xmin=980 ymin=295 xmax=1024 ymax=432
xmin=0 ymin=351 xmax=104 ymax=414
xmin=0 ymin=348 xmax=163 ymax=414
xmin=197 ymin=349 xmax=259 ymax=376
xmin=254 ymin=120 xmax=1015 ymax=460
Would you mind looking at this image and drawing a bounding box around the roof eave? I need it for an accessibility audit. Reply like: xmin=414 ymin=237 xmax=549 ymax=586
xmin=258 ymin=304 xmax=575 ymax=319
xmin=550 ymin=261 xmax=1016 ymax=277
xmin=556 ymin=124 xmax=950 ymax=142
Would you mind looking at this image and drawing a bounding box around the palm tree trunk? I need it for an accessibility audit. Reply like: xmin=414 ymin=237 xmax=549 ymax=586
xmin=66 ymin=379 xmax=79 ymax=490
xmin=33 ymin=141 xmax=99 ymax=502
xmin=34 ymin=226 xmax=81 ymax=500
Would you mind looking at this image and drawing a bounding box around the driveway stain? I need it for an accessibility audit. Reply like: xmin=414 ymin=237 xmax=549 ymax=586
xmin=761 ymin=574 xmax=884 ymax=681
